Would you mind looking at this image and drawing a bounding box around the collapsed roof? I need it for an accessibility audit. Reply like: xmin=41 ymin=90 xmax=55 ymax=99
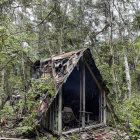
xmin=31 ymin=48 xmax=107 ymax=91
xmin=31 ymin=48 xmax=109 ymax=117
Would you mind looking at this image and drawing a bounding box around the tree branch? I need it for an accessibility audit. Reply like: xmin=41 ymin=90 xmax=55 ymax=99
xmin=0 ymin=55 xmax=17 ymax=72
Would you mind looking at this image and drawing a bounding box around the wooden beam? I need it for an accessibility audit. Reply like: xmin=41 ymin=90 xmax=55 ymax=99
xmin=101 ymin=91 xmax=104 ymax=122
xmin=103 ymin=90 xmax=107 ymax=124
xmin=54 ymin=97 xmax=57 ymax=132
xmin=0 ymin=138 xmax=29 ymax=140
xmin=99 ymin=91 xmax=101 ymax=122
xmin=56 ymin=97 xmax=58 ymax=132
xmin=49 ymin=106 xmax=52 ymax=130
xmin=46 ymin=111 xmax=49 ymax=129
xmin=58 ymin=86 xmax=62 ymax=135
xmin=80 ymin=61 xmax=83 ymax=125
xmin=84 ymin=59 xmax=102 ymax=90
xmin=62 ymin=123 xmax=105 ymax=135
xmin=82 ymin=59 xmax=85 ymax=129
xmin=52 ymin=102 xmax=54 ymax=131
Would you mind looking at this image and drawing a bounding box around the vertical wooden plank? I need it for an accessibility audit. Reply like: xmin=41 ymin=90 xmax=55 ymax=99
xmin=100 ymin=91 xmax=103 ymax=123
xmin=54 ymin=98 xmax=56 ymax=132
xmin=50 ymin=106 xmax=52 ymax=131
xmin=80 ymin=61 xmax=83 ymax=125
xmin=46 ymin=112 xmax=48 ymax=129
xmin=48 ymin=109 xmax=50 ymax=130
xmin=49 ymin=107 xmax=51 ymax=130
xmin=87 ymin=114 xmax=90 ymax=123
xmin=56 ymin=96 xmax=58 ymax=133
xmin=102 ymin=90 xmax=104 ymax=123
xmin=52 ymin=102 xmax=54 ymax=132
xmin=51 ymin=104 xmax=54 ymax=131
xmin=103 ymin=91 xmax=106 ymax=124
xmin=47 ymin=112 xmax=49 ymax=129
xmin=43 ymin=112 xmax=45 ymax=128
xmin=58 ymin=86 xmax=62 ymax=135
xmin=82 ymin=58 xmax=85 ymax=129
xmin=99 ymin=91 xmax=101 ymax=122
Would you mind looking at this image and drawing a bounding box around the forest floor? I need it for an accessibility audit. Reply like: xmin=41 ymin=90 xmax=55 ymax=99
xmin=0 ymin=122 xmax=130 ymax=140
xmin=0 ymin=111 xmax=130 ymax=140
xmin=62 ymin=126 xmax=130 ymax=140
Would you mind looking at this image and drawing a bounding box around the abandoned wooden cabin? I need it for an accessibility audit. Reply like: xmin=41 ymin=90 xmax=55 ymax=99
xmin=31 ymin=48 xmax=110 ymax=135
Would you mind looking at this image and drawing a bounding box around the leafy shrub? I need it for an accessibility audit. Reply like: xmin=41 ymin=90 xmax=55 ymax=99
xmin=116 ymin=94 xmax=140 ymax=139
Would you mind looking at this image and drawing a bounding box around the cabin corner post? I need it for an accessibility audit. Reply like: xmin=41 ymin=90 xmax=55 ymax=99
xmin=58 ymin=86 xmax=62 ymax=135
xmin=82 ymin=57 xmax=86 ymax=129
xmin=100 ymin=90 xmax=103 ymax=123
xmin=80 ymin=61 xmax=83 ymax=125
xmin=99 ymin=90 xmax=101 ymax=122
xmin=103 ymin=90 xmax=107 ymax=124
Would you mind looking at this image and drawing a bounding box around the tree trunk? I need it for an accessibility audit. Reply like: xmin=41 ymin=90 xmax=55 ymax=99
xmin=0 ymin=96 xmax=10 ymax=110
xmin=0 ymin=69 xmax=10 ymax=110
xmin=109 ymin=11 xmax=117 ymax=100
xmin=124 ymin=51 xmax=131 ymax=100
xmin=0 ymin=69 xmax=5 ymax=109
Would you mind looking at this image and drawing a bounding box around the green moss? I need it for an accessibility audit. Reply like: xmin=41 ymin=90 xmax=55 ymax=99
xmin=71 ymin=134 xmax=80 ymax=140
xmin=93 ymin=130 xmax=99 ymax=135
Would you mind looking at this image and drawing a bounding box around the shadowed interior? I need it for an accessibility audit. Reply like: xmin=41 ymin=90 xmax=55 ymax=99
xmin=62 ymin=62 xmax=100 ymax=127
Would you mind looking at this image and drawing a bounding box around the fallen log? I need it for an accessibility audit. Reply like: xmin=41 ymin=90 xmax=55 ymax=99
xmin=0 ymin=138 xmax=29 ymax=140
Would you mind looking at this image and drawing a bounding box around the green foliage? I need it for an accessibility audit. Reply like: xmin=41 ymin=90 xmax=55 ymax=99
xmin=23 ymin=76 xmax=55 ymax=127
xmin=0 ymin=75 xmax=55 ymax=135
xmin=93 ymin=130 xmax=99 ymax=135
xmin=71 ymin=134 xmax=80 ymax=140
xmin=28 ymin=76 xmax=55 ymax=98
xmin=0 ymin=0 xmax=140 ymax=139
xmin=115 ymin=94 xmax=140 ymax=139
xmin=95 ymin=38 xmax=140 ymax=139
xmin=17 ymin=126 xmax=33 ymax=133
xmin=136 ymin=14 xmax=140 ymax=28
xmin=40 ymin=136 xmax=57 ymax=140
xmin=0 ymin=102 xmax=14 ymax=120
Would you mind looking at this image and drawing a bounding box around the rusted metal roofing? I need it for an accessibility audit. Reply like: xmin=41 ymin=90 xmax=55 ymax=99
xmin=52 ymin=49 xmax=85 ymax=60
xmin=51 ymin=48 xmax=86 ymax=88
xmin=31 ymin=47 xmax=108 ymax=96
xmin=31 ymin=48 xmax=109 ymax=122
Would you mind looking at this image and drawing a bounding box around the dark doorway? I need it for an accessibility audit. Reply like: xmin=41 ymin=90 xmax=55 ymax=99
xmin=62 ymin=61 xmax=100 ymax=130
xmin=62 ymin=66 xmax=80 ymax=118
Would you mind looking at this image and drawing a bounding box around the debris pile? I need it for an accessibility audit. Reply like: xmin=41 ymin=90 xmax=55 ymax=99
xmin=31 ymin=49 xmax=85 ymax=90
xmin=62 ymin=126 xmax=130 ymax=140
